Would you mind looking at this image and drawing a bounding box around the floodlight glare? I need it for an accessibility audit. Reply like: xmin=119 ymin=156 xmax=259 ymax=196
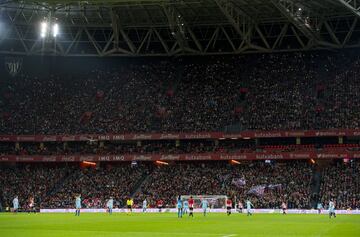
xmin=40 ymin=21 xmax=48 ymax=38
xmin=53 ymin=23 xmax=59 ymax=37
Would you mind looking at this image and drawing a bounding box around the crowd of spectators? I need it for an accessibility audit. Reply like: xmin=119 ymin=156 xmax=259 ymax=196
xmin=0 ymin=160 xmax=358 ymax=210
xmin=320 ymin=161 xmax=360 ymax=209
xmin=0 ymin=163 xmax=151 ymax=209
xmin=0 ymin=164 xmax=71 ymax=209
xmin=1 ymin=50 xmax=359 ymax=211
xmin=134 ymin=161 xmax=312 ymax=209
xmin=0 ymin=51 xmax=359 ymax=135
xmin=42 ymin=163 xmax=150 ymax=208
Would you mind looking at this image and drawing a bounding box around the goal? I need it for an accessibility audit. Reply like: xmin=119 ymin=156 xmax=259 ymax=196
xmin=180 ymin=195 xmax=228 ymax=209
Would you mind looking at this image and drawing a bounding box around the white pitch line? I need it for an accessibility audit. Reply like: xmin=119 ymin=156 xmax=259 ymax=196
xmin=222 ymin=234 xmax=237 ymax=237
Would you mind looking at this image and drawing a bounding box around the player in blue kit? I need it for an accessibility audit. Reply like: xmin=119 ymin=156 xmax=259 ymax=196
xmin=246 ymin=200 xmax=254 ymax=216
xmin=13 ymin=196 xmax=19 ymax=213
xmin=317 ymin=202 xmax=323 ymax=214
xmin=177 ymin=196 xmax=183 ymax=218
xmin=107 ymin=197 xmax=113 ymax=215
xmin=75 ymin=194 xmax=81 ymax=216
xmin=328 ymin=200 xmax=336 ymax=218
xmin=183 ymin=200 xmax=189 ymax=214
xmin=201 ymin=199 xmax=209 ymax=216
xmin=143 ymin=198 xmax=147 ymax=213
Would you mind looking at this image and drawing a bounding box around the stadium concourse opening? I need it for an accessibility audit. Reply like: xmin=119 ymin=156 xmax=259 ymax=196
xmin=1 ymin=0 xmax=360 ymax=236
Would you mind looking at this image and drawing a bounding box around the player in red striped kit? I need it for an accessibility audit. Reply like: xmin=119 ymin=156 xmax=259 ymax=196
xmin=157 ymin=199 xmax=164 ymax=213
xmin=28 ymin=196 xmax=35 ymax=214
xmin=237 ymin=201 xmax=243 ymax=213
xmin=188 ymin=196 xmax=194 ymax=217
xmin=281 ymin=202 xmax=287 ymax=215
xmin=226 ymin=199 xmax=232 ymax=216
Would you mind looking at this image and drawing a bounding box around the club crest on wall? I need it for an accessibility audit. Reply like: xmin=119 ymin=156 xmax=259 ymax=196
xmin=5 ymin=57 xmax=23 ymax=77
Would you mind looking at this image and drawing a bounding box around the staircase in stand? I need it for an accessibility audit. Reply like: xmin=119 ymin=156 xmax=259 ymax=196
xmin=130 ymin=171 xmax=153 ymax=198
xmin=309 ymin=166 xmax=322 ymax=208
xmin=45 ymin=168 xmax=80 ymax=198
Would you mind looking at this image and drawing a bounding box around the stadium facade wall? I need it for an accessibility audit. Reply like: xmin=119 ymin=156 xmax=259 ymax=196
xmin=0 ymin=151 xmax=359 ymax=162
xmin=1 ymin=129 xmax=360 ymax=142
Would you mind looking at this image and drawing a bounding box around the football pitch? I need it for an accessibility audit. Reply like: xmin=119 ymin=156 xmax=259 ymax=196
xmin=0 ymin=213 xmax=359 ymax=237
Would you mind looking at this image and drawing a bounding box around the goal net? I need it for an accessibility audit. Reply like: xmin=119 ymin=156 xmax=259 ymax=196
xmin=180 ymin=195 xmax=228 ymax=209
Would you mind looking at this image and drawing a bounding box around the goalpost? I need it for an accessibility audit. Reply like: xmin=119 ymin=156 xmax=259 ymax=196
xmin=180 ymin=195 xmax=228 ymax=209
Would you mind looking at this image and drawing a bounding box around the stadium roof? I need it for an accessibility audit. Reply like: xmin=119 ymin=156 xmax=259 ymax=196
xmin=0 ymin=0 xmax=359 ymax=56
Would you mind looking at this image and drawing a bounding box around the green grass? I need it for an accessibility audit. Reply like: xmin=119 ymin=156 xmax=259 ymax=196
xmin=35 ymin=0 xmax=168 ymax=4
xmin=0 ymin=213 xmax=359 ymax=237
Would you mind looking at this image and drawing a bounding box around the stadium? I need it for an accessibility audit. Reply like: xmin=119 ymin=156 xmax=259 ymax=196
xmin=0 ymin=0 xmax=360 ymax=236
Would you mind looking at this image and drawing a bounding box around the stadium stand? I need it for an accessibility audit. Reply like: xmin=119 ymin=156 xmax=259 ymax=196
xmin=0 ymin=51 xmax=360 ymax=211
xmin=1 ymin=52 xmax=360 ymax=135
xmin=320 ymin=162 xmax=360 ymax=210
xmin=133 ymin=161 xmax=312 ymax=209
xmin=1 ymin=1 xmax=360 ymax=236
xmin=0 ymin=160 xmax=358 ymax=210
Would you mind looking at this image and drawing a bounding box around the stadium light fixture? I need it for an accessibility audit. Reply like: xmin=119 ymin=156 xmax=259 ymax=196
xmin=230 ymin=159 xmax=240 ymax=165
xmin=40 ymin=21 xmax=48 ymax=38
xmin=52 ymin=23 xmax=59 ymax=37
xmin=82 ymin=161 xmax=96 ymax=166
xmin=40 ymin=20 xmax=59 ymax=39
xmin=156 ymin=161 xmax=169 ymax=165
